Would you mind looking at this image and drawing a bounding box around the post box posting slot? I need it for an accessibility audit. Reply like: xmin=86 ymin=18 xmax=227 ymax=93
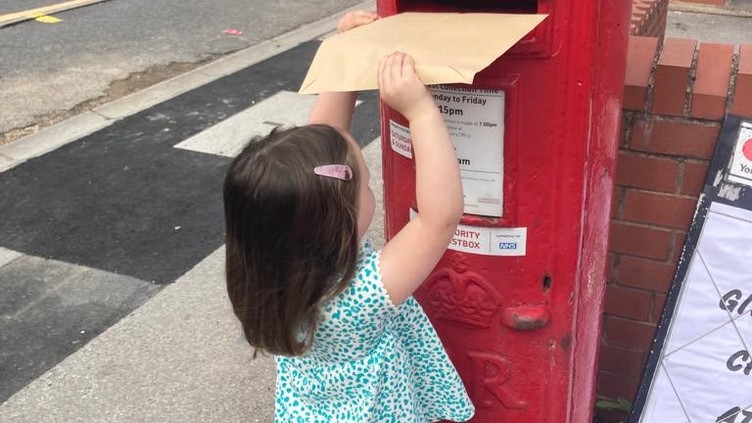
xmin=386 ymin=0 xmax=557 ymax=56
xmin=396 ymin=0 xmax=538 ymax=13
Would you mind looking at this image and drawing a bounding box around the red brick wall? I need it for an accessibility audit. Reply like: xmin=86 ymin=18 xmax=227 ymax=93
xmin=597 ymin=37 xmax=752 ymax=404
xmin=631 ymin=0 xmax=669 ymax=38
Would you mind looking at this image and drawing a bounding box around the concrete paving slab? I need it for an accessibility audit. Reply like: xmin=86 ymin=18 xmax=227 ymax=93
xmin=0 ymin=255 xmax=160 ymax=403
xmin=363 ymin=138 xmax=386 ymax=250
xmin=666 ymin=10 xmax=752 ymax=45
xmin=0 ymin=247 xmax=275 ymax=423
xmin=729 ymin=0 xmax=752 ymax=10
xmin=0 ymin=248 xmax=21 ymax=268
xmin=0 ymin=154 xmax=14 ymax=173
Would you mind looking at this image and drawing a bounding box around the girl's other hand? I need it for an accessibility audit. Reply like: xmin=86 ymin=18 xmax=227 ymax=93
xmin=378 ymin=52 xmax=436 ymax=123
xmin=337 ymin=10 xmax=379 ymax=33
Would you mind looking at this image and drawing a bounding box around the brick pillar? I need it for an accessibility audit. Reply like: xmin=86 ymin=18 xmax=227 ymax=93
xmin=596 ymin=36 xmax=752 ymax=421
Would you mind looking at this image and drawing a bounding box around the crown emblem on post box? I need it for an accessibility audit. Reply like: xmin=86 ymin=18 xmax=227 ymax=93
xmin=423 ymin=269 xmax=502 ymax=329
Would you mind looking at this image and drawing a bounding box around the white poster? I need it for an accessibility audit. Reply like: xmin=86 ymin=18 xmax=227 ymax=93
xmin=390 ymin=85 xmax=505 ymax=217
xmin=640 ymin=202 xmax=752 ymax=422
xmin=633 ymin=117 xmax=752 ymax=423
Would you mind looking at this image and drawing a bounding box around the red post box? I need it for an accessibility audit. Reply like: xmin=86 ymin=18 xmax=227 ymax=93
xmin=377 ymin=1 xmax=631 ymax=421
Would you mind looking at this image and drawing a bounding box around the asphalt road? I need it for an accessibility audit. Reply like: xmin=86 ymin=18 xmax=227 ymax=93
xmin=0 ymin=0 xmax=367 ymax=138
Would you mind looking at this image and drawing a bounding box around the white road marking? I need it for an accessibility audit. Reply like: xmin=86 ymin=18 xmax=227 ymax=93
xmin=174 ymin=91 xmax=315 ymax=157
xmin=175 ymin=91 xmax=361 ymax=158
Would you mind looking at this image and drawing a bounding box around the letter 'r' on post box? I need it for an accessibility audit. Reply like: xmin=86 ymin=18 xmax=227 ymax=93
xmin=377 ymin=0 xmax=632 ymax=422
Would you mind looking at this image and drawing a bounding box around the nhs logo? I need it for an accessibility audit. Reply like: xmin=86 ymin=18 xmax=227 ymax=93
xmin=490 ymin=228 xmax=527 ymax=257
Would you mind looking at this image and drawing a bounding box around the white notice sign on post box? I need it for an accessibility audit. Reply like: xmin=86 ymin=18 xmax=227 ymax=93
xmin=390 ymin=86 xmax=506 ymax=218
xmin=431 ymin=85 xmax=505 ymax=217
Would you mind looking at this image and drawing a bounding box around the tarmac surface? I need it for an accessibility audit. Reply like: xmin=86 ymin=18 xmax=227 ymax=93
xmin=0 ymin=1 xmax=750 ymax=422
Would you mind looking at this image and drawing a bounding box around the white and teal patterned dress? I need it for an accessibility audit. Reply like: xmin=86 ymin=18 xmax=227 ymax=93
xmin=274 ymin=241 xmax=475 ymax=422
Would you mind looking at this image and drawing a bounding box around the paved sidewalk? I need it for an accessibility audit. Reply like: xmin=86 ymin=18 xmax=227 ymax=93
xmin=0 ymin=247 xmax=274 ymax=422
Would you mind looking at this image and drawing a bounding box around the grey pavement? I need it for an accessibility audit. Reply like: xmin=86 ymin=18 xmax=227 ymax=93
xmin=666 ymin=11 xmax=752 ymax=45
xmin=666 ymin=0 xmax=752 ymax=44
xmin=0 ymin=246 xmax=276 ymax=422
xmin=0 ymin=2 xmax=750 ymax=422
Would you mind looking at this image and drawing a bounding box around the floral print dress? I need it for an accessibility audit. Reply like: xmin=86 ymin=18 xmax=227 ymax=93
xmin=274 ymin=241 xmax=475 ymax=422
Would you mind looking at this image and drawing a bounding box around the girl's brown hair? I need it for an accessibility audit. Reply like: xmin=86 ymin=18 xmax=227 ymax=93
xmin=223 ymin=124 xmax=360 ymax=356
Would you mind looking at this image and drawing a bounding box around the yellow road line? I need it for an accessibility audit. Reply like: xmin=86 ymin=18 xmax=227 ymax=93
xmin=0 ymin=0 xmax=109 ymax=28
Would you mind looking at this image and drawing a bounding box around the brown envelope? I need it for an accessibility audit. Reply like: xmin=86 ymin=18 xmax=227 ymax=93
xmin=299 ymin=12 xmax=548 ymax=94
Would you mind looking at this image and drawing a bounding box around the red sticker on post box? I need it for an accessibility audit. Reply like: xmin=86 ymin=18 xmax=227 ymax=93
xmin=728 ymin=123 xmax=752 ymax=188
xmin=389 ymin=120 xmax=413 ymax=159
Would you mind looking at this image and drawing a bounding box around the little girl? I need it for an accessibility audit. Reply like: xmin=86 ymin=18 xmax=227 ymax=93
xmin=223 ymin=10 xmax=474 ymax=423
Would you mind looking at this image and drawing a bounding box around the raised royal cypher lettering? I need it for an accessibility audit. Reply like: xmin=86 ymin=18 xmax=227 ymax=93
xmin=443 ymin=348 xmax=527 ymax=410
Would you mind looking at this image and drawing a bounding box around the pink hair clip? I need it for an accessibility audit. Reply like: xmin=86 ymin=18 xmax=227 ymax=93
xmin=314 ymin=164 xmax=353 ymax=181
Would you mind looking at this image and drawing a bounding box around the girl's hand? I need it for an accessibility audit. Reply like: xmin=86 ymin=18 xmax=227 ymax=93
xmin=378 ymin=52 xmax=436 ymax=123
xmin=337 ymin=10 xmax=379 ymax=33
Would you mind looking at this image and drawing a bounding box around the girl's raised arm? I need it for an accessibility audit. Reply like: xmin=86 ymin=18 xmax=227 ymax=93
xmin=307 ymin=91 xmax=357 ymax=131
xmin=307 ymin=10 xmax=379 ymax=131
xmin=378 ymin=52 xmax=464 ymax=306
